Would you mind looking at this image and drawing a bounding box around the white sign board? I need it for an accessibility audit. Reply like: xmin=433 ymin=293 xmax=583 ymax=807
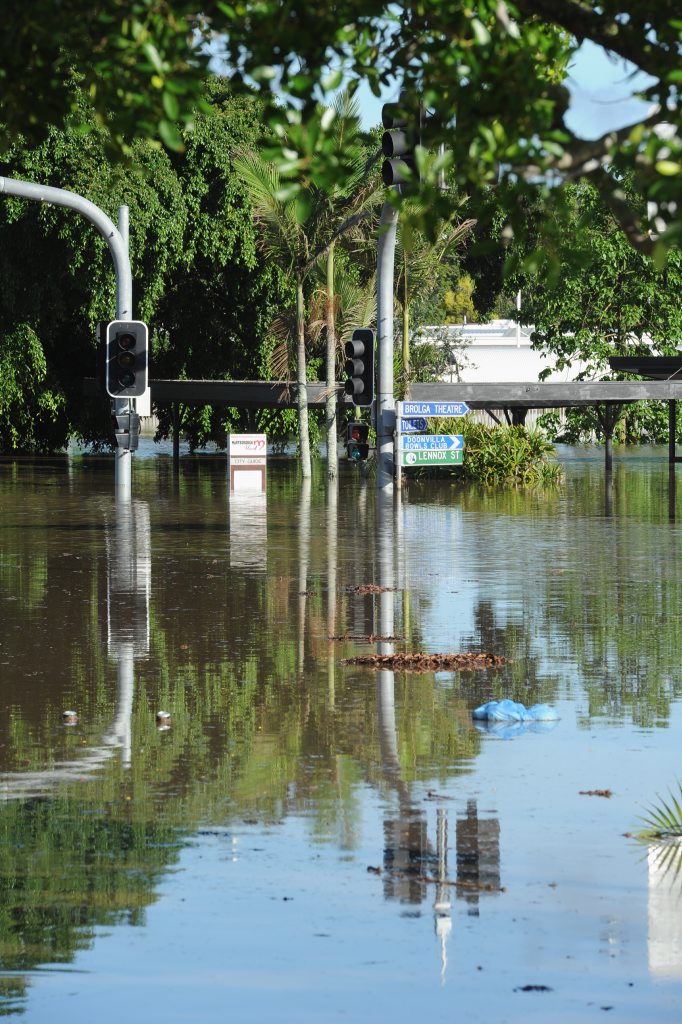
xmin=228 ymin=434 xmax=267 ymax=459
xmin=228 ymin=434 xmax=267 ymax=492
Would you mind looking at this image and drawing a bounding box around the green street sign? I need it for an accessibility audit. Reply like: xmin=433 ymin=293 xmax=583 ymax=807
xmin=400 ymin=449 xmax=464 ymax=467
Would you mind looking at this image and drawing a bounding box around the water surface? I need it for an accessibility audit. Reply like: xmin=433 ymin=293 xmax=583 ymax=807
xmin=1 ymin=444 xmax=681 ymax=1021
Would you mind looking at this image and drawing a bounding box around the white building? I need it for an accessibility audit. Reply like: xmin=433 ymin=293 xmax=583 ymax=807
xmin=418 ymin=319 xmax=587 ymax=383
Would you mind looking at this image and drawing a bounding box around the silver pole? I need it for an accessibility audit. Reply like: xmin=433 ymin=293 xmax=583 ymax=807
xmin=376 ymin=201 xmax=398 ymax=492
xmin=115 ymin=205 xmax=132 ymax=502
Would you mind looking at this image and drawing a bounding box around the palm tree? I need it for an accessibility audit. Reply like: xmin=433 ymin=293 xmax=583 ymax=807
xmin=235 ymin=93 xmax=381 ymax=479
xmin=395 ymin=202 xmax=476 ymax=376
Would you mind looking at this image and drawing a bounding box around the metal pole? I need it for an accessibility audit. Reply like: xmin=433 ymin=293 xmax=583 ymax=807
xmin=115 ymin=205 xmax=132 ymax=502
xmin=377 ymin=201 xmax=398 ymax=492
xmin=0 ymin=178 xmax=133 ymax=499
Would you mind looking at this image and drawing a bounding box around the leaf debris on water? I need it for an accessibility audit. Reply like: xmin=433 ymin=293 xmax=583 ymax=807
xmin=344 ymin=584 xmax=397 ymax=594
xmin=341 ymin=651 xmax=509 ymax=671
xmin=579 ymin=789 xmax=613 ymax=798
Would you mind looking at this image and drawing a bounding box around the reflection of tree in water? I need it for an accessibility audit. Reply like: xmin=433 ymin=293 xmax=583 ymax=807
xmin=0 ymin=797 xmax=183 ymax=1011
xmin=460 ymin=600 xmax=561 ymax=706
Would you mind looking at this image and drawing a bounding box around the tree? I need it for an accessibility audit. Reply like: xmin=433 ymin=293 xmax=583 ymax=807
xmin=215 ymin=1 xmax=682 ymax=262
xmin=4 ymin=3 xmax=681 ymax=263
xmin=235 ymin=97 xmax=380 ymax=478
xmin=510 ymin=180 xmax=682 ymax=441
xmin=0 ymin=83 xmax=289 ymax=454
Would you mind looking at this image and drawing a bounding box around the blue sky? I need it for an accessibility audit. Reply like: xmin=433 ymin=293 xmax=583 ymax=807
xmin=358 ymin=40 xmax=654 ymax=140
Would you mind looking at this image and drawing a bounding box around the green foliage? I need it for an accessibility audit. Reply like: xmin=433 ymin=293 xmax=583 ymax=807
xmin=3 ymin=2 xmax=682 ymax=266
xmin=0 ymin=84 xmax=292 ymax=454
xmin=458 ymin=419 xmax=563 ymax=486
xmin=0 ymin=324 xmax=67 ymax=452
xmin=512 ymin=182 xmax=682 ymax=380
xmin=637 ymin=783 xmax=682 ymax=840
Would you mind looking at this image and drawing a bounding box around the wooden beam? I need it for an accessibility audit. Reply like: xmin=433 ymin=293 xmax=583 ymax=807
xmin=408 ymin=381 xmax=682 ymax=407
xmin=84 ymin=379 xmax=349 ymax=408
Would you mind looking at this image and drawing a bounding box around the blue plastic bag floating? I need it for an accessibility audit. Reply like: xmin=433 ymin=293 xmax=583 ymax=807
xmin=472 ymin=699 xmax=560 ymax=723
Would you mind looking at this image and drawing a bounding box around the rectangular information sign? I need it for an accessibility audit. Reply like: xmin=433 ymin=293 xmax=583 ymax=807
xmin=399 ymin=434 xmax=464 ymax=451
xmin=400 ymin=449 xmax=464 ymax=467
xmin=400 ymin=401 xmax=470 ymax=418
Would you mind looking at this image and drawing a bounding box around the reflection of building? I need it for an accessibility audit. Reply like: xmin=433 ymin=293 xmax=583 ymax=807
xmin=383 ymin=813 xmax=433 ymax=904
xmin=648 ymin=839 xmax=682 ymax=978
xmin=456 ymin=800 xmax=501 ymax=915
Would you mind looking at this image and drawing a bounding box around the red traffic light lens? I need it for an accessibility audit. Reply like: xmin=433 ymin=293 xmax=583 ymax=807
xmin=118 ymin=333 xmax=136 ymax=351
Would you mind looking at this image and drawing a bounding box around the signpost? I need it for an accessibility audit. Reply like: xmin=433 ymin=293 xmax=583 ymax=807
xmin=395 ymin=401 xmax=469 ymax=478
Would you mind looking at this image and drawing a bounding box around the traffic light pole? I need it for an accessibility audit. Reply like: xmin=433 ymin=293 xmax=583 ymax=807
xmin=377 ymin=201 xmax=398 ymax=492
xmin=115 ymin=205 xmax=132 ymax=503
xmin=0 ymin=178 xmax=133 ymax=501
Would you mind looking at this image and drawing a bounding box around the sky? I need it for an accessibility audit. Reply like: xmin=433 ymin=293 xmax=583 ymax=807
xmin=357 ymin=40 xmax=655 ymax=140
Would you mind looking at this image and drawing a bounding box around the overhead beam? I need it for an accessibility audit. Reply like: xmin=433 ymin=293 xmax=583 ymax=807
xmin=84 ymin=379 xmax=349 ymax=408
xmin=408 ymin=380 xmax=682 ymax=407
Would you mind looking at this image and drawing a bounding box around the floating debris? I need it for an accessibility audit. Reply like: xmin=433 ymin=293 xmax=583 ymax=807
xmin=473 ymin=699 xmax=559 ymax=722
xmin=328 ymin=633 xmax=405 ymax=643
xmin=342 ymin=651 xmax=509 ymax=672
xmin=62 ymin=710 xmax=78 ymax=725
xmin=344 ymin=585 xmax=397 ymax=594
xmin=580 ymin=789 xmax=613 ymax=798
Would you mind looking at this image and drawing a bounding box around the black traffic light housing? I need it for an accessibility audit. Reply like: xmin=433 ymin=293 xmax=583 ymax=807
xmin=346 ymin=421 xmax=370 ymax=461
xmin=105 ymin=320 xmax=148 ymax=398
xmin=381 ymin=96 xmax=422 ymax=188
xmin=344 ymin=328 xmax=375 ymax=407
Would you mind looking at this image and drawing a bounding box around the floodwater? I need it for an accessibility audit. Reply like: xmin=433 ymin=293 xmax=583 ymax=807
xmin=1 ymin=443 xmax=682 ymax=1022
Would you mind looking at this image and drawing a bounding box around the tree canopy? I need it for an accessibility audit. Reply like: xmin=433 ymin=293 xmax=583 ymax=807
xmin=3 ymin=2 xmax=681 ymax=260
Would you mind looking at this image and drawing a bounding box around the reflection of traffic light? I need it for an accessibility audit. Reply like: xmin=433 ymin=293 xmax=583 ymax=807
xmin=347 ymin=421 xmax=369 ymax=461
xmin=344 ymin=328 xmax=374 ymax=407
xmin=105 ymin=320 xmax=148 ymax=398
xmin=381 ymin=97 xmax=421 ymax=188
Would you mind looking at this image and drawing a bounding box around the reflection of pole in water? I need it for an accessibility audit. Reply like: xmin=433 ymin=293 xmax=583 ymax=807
xmin=456 ymin=799 xmax=501 ymax=915
xmin=106 ymin=500 xmax=151 ymax=767
xmin=434 ymin=808 xmax=452 ymax=985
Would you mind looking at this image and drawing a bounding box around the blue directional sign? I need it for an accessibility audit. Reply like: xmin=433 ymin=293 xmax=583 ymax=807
xmin=400 ymin=401 xmax=470 ymax=418
xmin=399 ymin=434 xmax=464 ymax=451
xmin=399 ymin=417 xmax=428 ymax=432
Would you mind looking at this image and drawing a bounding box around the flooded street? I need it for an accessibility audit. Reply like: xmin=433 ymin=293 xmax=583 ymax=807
xmin=1 ymin=444 xmax=682 ymax=1021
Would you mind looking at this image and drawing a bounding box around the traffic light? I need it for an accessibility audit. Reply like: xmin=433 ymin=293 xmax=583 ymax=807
xmin=105 ymin=320 xmax=148 ymax=398
xmin=346 ymin=421 xmax=369 ymax=461
xmin=344 ymin=328 xmax=374 ymax=407
xmin=381 ymin=97 xmax=422 ymax=188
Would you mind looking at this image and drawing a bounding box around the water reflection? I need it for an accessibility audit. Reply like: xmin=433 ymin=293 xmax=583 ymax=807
xmin=648 ymin=839 xmax=682 ymax=978
xmin=1 ymin=455 xmax=682 ymax=1016
xmin=0 ymin=501 xmax=149 ymax=794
